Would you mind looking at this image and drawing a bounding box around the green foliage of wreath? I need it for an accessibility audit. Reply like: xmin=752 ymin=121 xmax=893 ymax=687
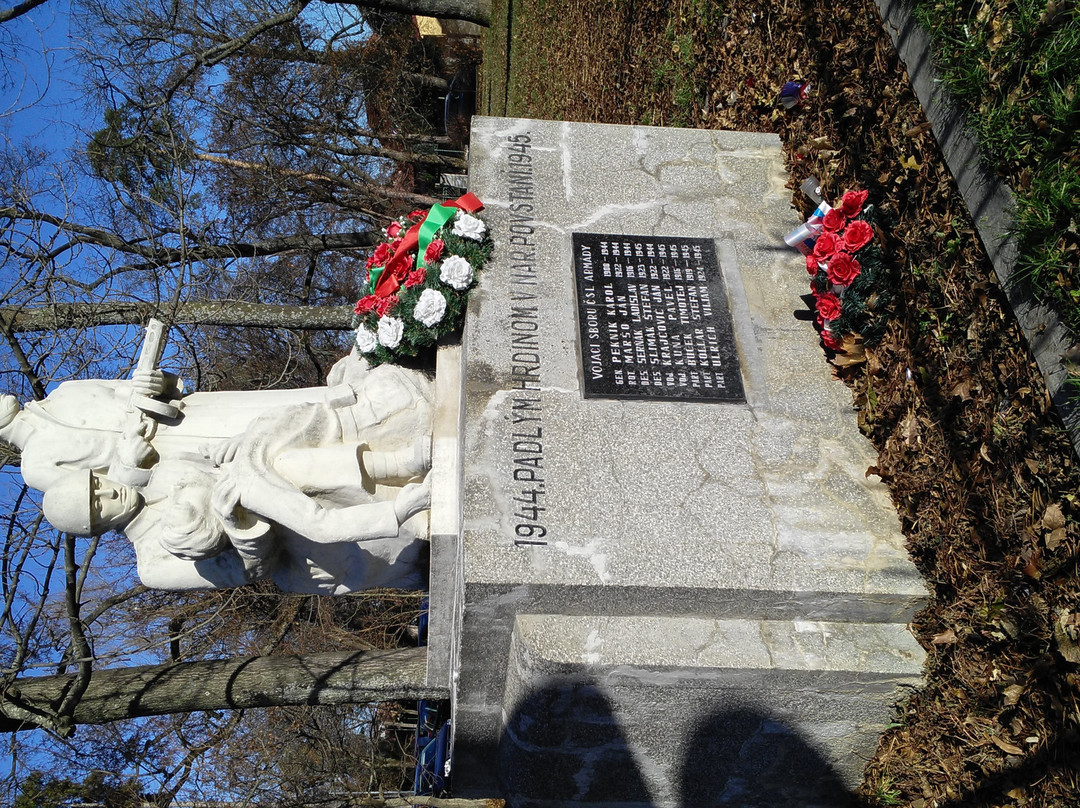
xmin=808 ymin=203 xmax=895 ymax=349
xmin=352 ymin=225 xmax=493 ymax=367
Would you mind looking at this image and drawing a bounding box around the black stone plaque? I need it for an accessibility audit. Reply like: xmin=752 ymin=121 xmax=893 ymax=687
xmin=572 ymin=233 xmax=745 ymax=402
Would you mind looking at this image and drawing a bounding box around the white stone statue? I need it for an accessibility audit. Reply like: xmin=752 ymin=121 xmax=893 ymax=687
xmin=0 ymin=323 xmax=435 ymax=594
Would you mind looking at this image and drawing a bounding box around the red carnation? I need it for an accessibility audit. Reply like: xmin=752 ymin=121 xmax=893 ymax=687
xmin=826 ymin=251 xmax=861 ymax=286
xmin=386 ymin=221 xmax=403 ymax=239
xmin=354 ymin=295 xmax=378 ymax=314
xmin=375 ymin=295 xmax=399 ymax=317
xmin=408 ymin=208 xmax=428 ymax=221
xmin=405 ymin=266 xmax=427 ymax=288
xmin=806 ymin=254 xmax=821 ymax=275
xmin=389 ymin=238 xmax=403 ymax=253
xmin=813 ymin=232 xmax=839 ymax=260
xmin=822 ymin=330 xmax=845 ymax=351
xmin=840 ymin=189 xmax=869 ymax=218
xmin=368 ymin=242 xmax=391 ymax=268
xmin=815 ymin=291 xmax=842 ymax=321
xmin=822 ymin=208 xmax=847 ymax=233
xmin=841 ymin=219 xmax=874 ymax=252
xmin=424 ymin=239 xmax=445 ymax=264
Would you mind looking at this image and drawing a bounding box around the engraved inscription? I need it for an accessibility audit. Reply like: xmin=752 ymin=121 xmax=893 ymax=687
xmin=505 ymin=133 xmax=548 ymax=545
xmin=573 ymin=233 xmax=745 ymax=402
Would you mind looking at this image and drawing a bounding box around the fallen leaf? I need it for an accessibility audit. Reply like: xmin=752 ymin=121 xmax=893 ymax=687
xmin=991 ymin=736 xmax=1024 ymax=756
xmin=980 ymin=443 xmax=992 ymax=462
xmin=904 ymin=122 xmax=932 ymax=137
xmin=932 ymin=628 xmax=957 ymax=645
xmin=1003 ymin=683 xmax=1025 ymax=705
xmin=1046 ymin=527 xmax=1066 ymax=550
xmin=808 ymin=136 xmax=834 ymax=150
xmin=951 ymin=378 xmax=974 ymax=400
xmin=900 ymin=155 xmax=922 ymax=170
xmin=902 ymin=412 xmax=919 ymax=446
xmin=1020 ymin=546 xmax=1041 ymax=579
xmin=1042 ymin=502 xmax=1066 ymax=530
xmin=1054 ymin=611 xmax=1080 ymax=664
xmin=1025 ymin=457 xmax=1040 ymax=474
xmin=830 ymin=334 xmax=867 ymax=367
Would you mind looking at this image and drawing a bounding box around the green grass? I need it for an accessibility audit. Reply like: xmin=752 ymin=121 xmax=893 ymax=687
xmin=479 ymin=0 xmax=722 ymax=126
xmin=912 ymin=0 xmax=1080 ymax=334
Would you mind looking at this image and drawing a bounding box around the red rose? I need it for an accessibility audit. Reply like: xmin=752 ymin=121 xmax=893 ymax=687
xmin=368 ymin=242 xmax=391 ymax=268
xmin=826 ymin=251 xmax=861 ymax=286
xmin=806 ymin=254 xmax=821 ymax=275
xmin=840 ymin=189 xmax=869 ymax=218
xmin=822 ymin=208 xmax=847 ymax=233
xmin=815 ymin=291 xmax=842 ymax=320
xmin=822 ymin=330 xmax=845 ymax=351
xmin=354 ymin=295 xmax=378 ymax=314
xmin=405 ymin=266 xmax=427 ymax=288
xmin=386 ymin=221 xmax=403 ymax=239
xmin=813 ymin=232 xmax=839 ymax=260
xmin=408 ymin=208 xmax=428 ymax=221
xmin=375 ymin=295 xmax=399 ymax=317
xmin=841 ymin=219 xmax=874 ymax=252
xmin=425 ymin=239 xmax=445 ymax=264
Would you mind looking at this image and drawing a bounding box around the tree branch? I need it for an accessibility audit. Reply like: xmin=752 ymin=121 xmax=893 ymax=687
xmin=0 ymin=0 xmax=48 ymax=26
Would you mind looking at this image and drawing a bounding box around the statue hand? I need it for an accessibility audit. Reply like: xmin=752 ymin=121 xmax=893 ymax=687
xmin=211 ymin=476 xmax=242 ymax=531
xmin=117 ymin=416 xmax=155 ymax=468
xmin=394 ymin=476 xmax=431 ymax=524
xmin=131 ymin=368 xmax=167 ymax=397
xmin=207 ymin=435 xmax=244 ymax=467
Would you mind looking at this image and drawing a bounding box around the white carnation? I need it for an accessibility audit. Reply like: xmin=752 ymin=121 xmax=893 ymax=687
xmin=377 ymin=316 xmax=404 ymax=349
xmin=439 ymin=255 xmax=474 ymax=290
xmin=355 ymin=325 xmax=377 ymax=353
xmin=452 ymin=211 xmax=486 ymax=241
xmin=413 ymin=288 xmax=447 ymax=327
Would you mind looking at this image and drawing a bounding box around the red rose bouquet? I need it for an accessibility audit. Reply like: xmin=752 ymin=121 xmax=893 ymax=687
xmin=794 ymin=187 xmax=891 ymax=357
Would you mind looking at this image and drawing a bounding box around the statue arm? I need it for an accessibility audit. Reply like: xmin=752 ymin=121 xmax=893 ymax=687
xmin=211 ymin=477 xmax=278 ymax=580
xmin=234 ymin=474 xmax=404 ymax=544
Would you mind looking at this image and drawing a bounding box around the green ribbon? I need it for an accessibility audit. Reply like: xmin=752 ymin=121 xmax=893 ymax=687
xmin=367 ymin=266 xmax=384 ymax=295
xmin=367 ymin=202 xmax=460 ymax=297
xmin=415 ymin=203 xmax=459 ymax=270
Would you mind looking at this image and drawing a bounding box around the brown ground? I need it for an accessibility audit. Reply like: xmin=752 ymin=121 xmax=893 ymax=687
xmin=483 ymin=1 xmax=1080 ymax=805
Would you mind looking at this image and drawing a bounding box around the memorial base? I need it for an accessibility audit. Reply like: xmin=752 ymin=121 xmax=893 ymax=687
xmin=427 ymin=118 xmax=927 ymax=807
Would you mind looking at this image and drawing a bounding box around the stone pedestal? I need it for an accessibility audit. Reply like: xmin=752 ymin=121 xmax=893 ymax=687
xmin=428 ymin=117 xmax=927 ymax=807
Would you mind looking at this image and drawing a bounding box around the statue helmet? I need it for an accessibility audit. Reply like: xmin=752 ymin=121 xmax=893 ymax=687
xmin=42 ymin=469 xmax=95 ymax=536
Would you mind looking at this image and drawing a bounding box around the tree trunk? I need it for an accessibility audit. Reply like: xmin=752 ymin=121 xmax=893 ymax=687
xmin=0 ymin=648 xmax=443 ymax=732
xmin=327 ymin=0 xmax=490 ymax=26
xmin=0 ymin=300 xmax=358 ymax=333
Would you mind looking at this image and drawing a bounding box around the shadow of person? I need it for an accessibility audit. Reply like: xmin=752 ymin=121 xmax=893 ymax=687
xmin=497 ymin=681 xmax=653 ymax=805
xmin=679 ymin=706 xmax=857 ymax=807
xmin=496 ymin=680 xmax=856 ymax=807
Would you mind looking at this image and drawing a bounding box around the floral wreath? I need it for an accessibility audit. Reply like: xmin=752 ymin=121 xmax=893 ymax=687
xmin=788 ymin=188 xmax=892 ymax=359
xmin=353 ymin=193 xmax=493 ymax=366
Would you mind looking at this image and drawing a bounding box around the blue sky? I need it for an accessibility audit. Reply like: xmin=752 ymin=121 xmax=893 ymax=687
xmin=1 ymin=0 xmax=82 ymax=145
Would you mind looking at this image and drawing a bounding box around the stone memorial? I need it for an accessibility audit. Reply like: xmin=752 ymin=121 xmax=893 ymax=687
xmin=425 ymin=118 xmax=928 ymax=806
